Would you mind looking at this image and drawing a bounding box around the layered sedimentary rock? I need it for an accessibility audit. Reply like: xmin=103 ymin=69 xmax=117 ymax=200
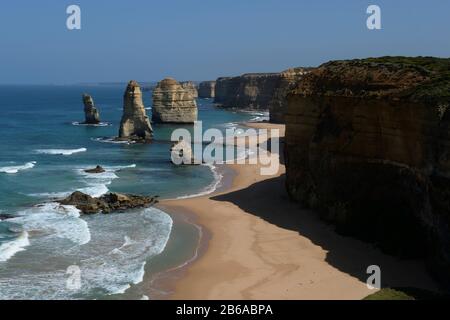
xmin=214 ymin=69 xmax=310 ymax=122
xmin=198 ymin=81 xmax=216 ymax=98
xmin=268 ymin=68 xmax=310 ymax=123
xmin=285 ymin=57 xmax=450 ymax=285
xmin=181 ymin=81 xmax=198 ymax=99
xmin=82 ymin=94 xmax=100 ymax=124
xmin=214 ymin=73 xmax=281 ymax=110
xmin=118 ymin=81 xmax=153 ymax=142
xmin=59 ymin=191 xmax=158 ymax=214
xmin=152 ymin=78 xmax=198 ymax=123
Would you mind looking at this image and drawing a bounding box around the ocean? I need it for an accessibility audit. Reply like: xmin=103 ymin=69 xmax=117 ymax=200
xmin=0 ymin=84 xmax=267 ymax=299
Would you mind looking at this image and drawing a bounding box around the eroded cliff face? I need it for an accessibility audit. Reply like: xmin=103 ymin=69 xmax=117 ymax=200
xmin=181 ymin=81 xmax=198 ymax=99
xmin=268 ymin=68 xmax=310 ymax=123
xmin=214 ymin=69 xmax=310 ymax=122
xmin=198 ymin=81 xmax=216 ymax=98
xmin=214 ymin=73 xmax=282 ymax=110
xmin=152 ymin=78 xmax=198 ymax=123
xmin=285 ymin=57 xmax=450 ymax=286
xmin=118 ymin=81 xmax=153 ymax=142
xmin=82 ymin=94 xmax=100 ymax=124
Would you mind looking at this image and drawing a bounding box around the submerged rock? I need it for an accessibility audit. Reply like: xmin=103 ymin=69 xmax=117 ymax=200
xmin=58 ymin=191 xmax=158 ymax=214
xmin=152 ymin=78 xmax=198 ymax=123
xmin=118 ymin=80 xmax=153 ymax=142
xmin=84 ymin=165 xmax=105 ymax=174
xmin=198 ymin=81 xmax=216 ymax=98
xmin=82 ymin=94 xmax=101 ymax=124
xmin=284 ymin=57 xmax=450 ymax=286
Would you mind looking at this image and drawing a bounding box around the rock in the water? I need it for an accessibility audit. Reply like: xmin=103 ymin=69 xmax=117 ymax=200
xmin=152 ymin=78 xmax=198 ymax=123
xmin=58 ymin=191 xmax=158 ymax=214
xmin=198 ymin=81 xmax=216 ymax=98
xmin=284 ymin=57 xmax=450 ymax=286
xmin=118 ymin=80 xmax=153 ymax=142
xmin=170 ymin=139 xmax=199 ymax=165
xmin=82 ymin=94 xmax=100 ymax=124
xmin=0 ymin=213 xmax=16 ymax=221
xmin=180 ymin=81 xmax=198 ymax=99
xmin=84 ymin=165 xmax=105 ymax=174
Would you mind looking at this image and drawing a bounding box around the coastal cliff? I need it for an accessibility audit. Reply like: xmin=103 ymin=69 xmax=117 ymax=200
xmin=118 ymin=80 xmax=153 ymax=142
xmin=152 ymin=78 xmax=198 ymax=123
xmin=268 ymin=68 xmax=311 ymax=123
xmin=214 ymin=69 xmax=310 ymax=122
xmin=198 ymin=81 xmax=216 ymax=98
xmin=284 ymin=57 xmax=450 ymax=286
xmin=82 ymin=94 xmax=100 ymax=124
xmin=214 ymin=73 xmax=281 ymax=110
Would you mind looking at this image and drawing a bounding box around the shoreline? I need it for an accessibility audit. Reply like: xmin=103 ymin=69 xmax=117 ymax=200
xmin=149 ymin=121 xmax=439 ymax=300
xmin=147 ymin=164 xmax=235 ymax=300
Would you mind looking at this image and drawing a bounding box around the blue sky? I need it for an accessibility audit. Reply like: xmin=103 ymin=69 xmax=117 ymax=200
xmin=0 ymin=0 xmax=449 ymax=84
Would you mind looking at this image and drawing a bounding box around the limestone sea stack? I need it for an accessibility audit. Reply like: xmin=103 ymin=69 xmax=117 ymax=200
xmin=181 ymin=81 xmax=198 ymax=99
xmin=198 ymin=81 xmax=216 ymax=98
xmin=152 ymin=78 xmax=198 ymax=123
xmin=82 ymin=94 xmax=100 ymax=124
xmin=284 ymin=57 xmax=450 ymax=285
xmin=118 ymin=80 xmax=153 ymax=142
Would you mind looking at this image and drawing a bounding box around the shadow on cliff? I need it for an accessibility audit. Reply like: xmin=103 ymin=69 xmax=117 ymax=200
xmin=211 ymin=174 xmax=435 ymax=290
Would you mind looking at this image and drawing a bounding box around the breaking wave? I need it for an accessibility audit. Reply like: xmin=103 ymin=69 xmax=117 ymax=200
xmin=35 ymin=148 xmax=87 ymax=156
xmin=0 ymin=161 xmax=36 ymax=174
xmin=72 ymin=122 xmax=111 ymax=127
xmin=0 ymin=231 xmax=30 ymax=262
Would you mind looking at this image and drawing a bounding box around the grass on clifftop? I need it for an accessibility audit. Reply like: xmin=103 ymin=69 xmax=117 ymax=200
xmin=363 ymin=287 xmax=450 ymax=300
xmin=360 ymin=56 xmax=450 ymax=104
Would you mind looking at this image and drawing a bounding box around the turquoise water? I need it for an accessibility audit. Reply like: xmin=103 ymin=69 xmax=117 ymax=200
xmin=0 ymin=85 xmax=266 ymax=299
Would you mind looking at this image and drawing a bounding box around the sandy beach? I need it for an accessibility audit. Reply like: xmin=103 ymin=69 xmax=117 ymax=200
xmin=157 ymin=122 xmax=438 ymax=300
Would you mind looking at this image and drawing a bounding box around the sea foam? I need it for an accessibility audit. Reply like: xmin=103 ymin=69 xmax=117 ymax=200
xmin=72 ymin=121 xmax=111 ymax=127
xmin=35 ymin=148 xmax=87 ymax=156
xmin=0 ymin=231 xmax=30 ymax=262
xmin=10 ymin=203 xmax=91 ymax=246
xmin=0 ymin=161 xmax=36 ymax=174
xmin=176 ymin=163 xmax=223 ymax=199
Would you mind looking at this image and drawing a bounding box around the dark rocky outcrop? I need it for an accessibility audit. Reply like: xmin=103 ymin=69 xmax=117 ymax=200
xmin=152 ymin=78 xmax=198 ymax=123
xmin=118 ymin=81 xmax=153 ymax=142
xmin=84 ymin=165 xmax=105 ymax=174
xmin=284 ymin=57 xmax=450 ymax=287
xmin=0 ymin=213 xmax=16 ymax=221
xmin=198 ymin=81 xmax=216 ymax=98
xmin=58 ymin=191 xmax=158 ymax=214
xmin=82 ymin=94 xmax=100 ymax=124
